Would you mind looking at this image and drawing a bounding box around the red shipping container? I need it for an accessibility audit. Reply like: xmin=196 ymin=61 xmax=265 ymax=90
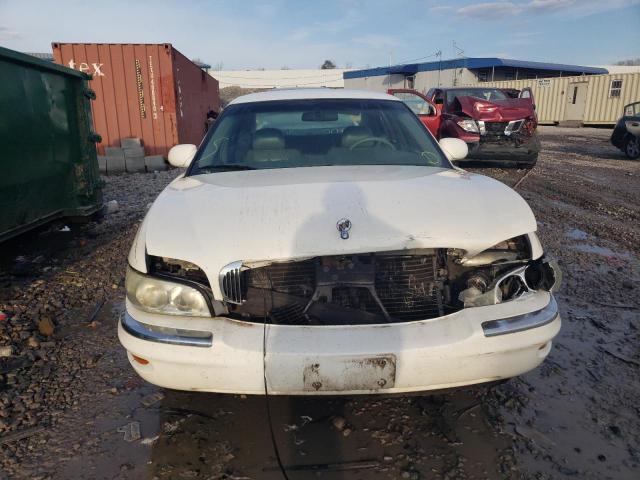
xmin=52 ymin=43 xmax=219 ymax=156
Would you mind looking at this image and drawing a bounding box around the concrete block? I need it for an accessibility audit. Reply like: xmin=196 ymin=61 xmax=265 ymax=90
xmin=124 ymin=146 xmax=145 ymax=158
xmin=97 ymin=156 xmax=107 ymax=174
xmin=144 ymin=155 xmax=167 ymax=171
xmin=120 ymin=137 xmax=141 ymax=149
xmin=106 ymin=156 xmax=126 ymax=174
xmin=125 ymin=155 xmax=146 ymax=173
xmin=105 ymin=147 xmax=124 ymax=158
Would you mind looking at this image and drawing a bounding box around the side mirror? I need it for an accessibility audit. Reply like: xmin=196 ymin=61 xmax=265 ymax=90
xmin=439 ymin=138 xmax=468 ymax=161
xmin=168 ymin=144 xmax=197 ymax=168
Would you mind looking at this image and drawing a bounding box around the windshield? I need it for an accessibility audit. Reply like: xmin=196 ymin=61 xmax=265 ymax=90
xmin=446 ymin=88 xmax=509 ymax=108
xmin=188 ymin=98 xmax=449 ymax=175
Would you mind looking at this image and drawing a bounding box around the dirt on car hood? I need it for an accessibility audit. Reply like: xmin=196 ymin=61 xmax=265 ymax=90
xmin=132 ymin=166 xmax=536 ymax=297
xmin=456 ymin=96 xmax=535 ymax=122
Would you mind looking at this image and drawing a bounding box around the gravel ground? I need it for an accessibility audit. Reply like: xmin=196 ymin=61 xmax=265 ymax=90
xmin=0 ymin=127 xmax=638 ymax=480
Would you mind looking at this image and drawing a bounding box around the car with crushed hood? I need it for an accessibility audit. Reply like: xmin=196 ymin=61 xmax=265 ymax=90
xmin=389 ymin=87 xmax=539 ymax=167
xmin=118 ymin=88 xmax=561 ymax=395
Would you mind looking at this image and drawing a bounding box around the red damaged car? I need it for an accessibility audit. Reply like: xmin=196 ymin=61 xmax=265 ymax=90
xmin=388 ymin=87 xmax=539 ymax=167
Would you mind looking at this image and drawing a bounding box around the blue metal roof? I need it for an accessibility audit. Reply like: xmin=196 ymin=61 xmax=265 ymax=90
xmin=343 ymin=57 xmax=608 ymax=79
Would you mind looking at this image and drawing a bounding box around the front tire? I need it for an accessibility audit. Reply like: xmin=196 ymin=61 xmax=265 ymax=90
xmin=624 ymin=136 xmax=640 ymax=160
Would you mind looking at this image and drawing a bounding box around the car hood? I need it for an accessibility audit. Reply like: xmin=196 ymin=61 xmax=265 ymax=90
xmin=456 ymin=96 xmax=535 ymax=122
xmin=138 ymin=165 xmax=536 ymax=295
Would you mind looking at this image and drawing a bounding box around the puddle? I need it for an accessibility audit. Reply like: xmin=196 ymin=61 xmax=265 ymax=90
xmin=572 ymin=243 xmax=632 ymax=259
xmin=566 ymin=228 xmax=588 ymax=241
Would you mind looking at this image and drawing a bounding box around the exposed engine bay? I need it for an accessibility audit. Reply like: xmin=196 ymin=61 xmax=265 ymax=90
xmin=148 ymin=236 xmax=560 ymax=326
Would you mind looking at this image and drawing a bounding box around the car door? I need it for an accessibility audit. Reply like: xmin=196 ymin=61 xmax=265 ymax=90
xmin=387 ymin=89 xmax=440 ymax=138
xmin=518 ymin=87 xmax=538 ymax=121
xmin=625 ymin=101 xmax=640 ymax=137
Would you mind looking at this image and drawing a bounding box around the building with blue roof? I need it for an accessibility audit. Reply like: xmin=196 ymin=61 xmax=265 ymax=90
xmin=343 ymin=57 xmax=608 ymax=93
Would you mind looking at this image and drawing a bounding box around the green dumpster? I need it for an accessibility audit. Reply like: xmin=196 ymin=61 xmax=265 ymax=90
xmin=0 ymin=46 xmax=103 ymax=242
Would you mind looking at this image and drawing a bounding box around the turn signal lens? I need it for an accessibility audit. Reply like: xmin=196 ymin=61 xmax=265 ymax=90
xmin=131 ymin=354 xmax=149 ymax=365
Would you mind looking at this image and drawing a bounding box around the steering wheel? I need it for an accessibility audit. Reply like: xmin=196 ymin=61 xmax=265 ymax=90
xmin=348 ymin=137 xmax=396 ymax=151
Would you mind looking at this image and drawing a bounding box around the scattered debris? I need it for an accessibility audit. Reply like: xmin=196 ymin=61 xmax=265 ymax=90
xmin=331 ymin=415 xmax=347 ymax=431
xmin=513 ymin=167 xmax=535 ymax=189
xmin=117 ymin=421 xmax=141 ymax=442
xmin=0 ymin=346 xmax=12 ymax=358
xmin=141 ymin=391 xmax=165 ymax=407
xmin=37 ymin=317 xmax=55 ymax=337
xmin=140 ymin=435 xmax=160 ymax=446
xmin=105 ymin=200 xmax=119 ymax=214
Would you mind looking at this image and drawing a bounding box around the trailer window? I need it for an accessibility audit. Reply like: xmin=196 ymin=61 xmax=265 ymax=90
xmin=609 ymin=80 xmax=623 ymax=98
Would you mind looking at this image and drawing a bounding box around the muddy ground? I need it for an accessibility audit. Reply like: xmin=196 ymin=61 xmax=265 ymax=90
xmin=0 ymin=127 xmax=638 ymax=480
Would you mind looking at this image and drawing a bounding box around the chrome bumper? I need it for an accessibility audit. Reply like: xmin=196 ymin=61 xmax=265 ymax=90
xmin=481 ymin=296 xmax=558 ymax=337
xmin=120 ymin=312 xmax=213 ymax=347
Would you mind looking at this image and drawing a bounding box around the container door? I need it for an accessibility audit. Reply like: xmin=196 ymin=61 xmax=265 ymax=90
xmin=565 ymin=83 xmax=588 ymax=121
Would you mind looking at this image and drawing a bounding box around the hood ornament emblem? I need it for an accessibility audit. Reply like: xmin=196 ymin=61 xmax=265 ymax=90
xmin=336 ymin=218 xmax=352 ymax=240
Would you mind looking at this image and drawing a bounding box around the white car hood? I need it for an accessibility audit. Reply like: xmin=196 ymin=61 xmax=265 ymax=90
xmin=136 ymin=165 xmax=536 ymax=296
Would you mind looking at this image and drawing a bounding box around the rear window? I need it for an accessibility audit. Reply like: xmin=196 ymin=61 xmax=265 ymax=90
xmin=189 ymin=98 xmax=449 ymax=175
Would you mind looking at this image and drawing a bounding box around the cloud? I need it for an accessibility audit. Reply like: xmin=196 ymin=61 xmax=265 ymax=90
xmin=528 ymin=0 xmax=576 ymax=11
xmin=288 ymin=28 xmax=311 ymax=41
xmin=456 ymin=2 xmax=523 ymax=19
xmin=454 ymin=0 xmax=640 ymax=20
xmin=0 ymin=26 xmax=20 ymax=40
xmin=354 ymin=34 xmax=401 ymax=49
xmin=429 ymin=5 xmax=453 ymax=12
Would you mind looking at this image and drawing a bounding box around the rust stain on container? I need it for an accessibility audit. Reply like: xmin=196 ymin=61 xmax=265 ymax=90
xmin=52 ymin=43 xmax=219 ymax=156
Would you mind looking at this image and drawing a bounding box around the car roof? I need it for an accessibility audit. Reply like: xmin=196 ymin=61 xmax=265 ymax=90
xmin=229 ymin=88 xmax=401 ymax=105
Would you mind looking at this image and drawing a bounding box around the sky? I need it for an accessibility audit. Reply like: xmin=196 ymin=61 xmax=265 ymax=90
xmin=1 ymin=0 xmax=639 ymax=71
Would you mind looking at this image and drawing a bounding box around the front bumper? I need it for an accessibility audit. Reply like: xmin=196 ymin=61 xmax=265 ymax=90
xmin=118 ymin=292 xmax=560 ymax=395
xmin=464 ymin=132 xmax=540 ymax=162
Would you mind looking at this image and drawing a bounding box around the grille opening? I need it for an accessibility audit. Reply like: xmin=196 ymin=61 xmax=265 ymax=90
xmin=227 ymin=252 xmax=447 ymax=325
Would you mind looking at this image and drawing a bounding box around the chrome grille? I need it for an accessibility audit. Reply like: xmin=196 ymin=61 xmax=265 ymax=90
xmin=219 ymin=261 xmax=245 ymax=304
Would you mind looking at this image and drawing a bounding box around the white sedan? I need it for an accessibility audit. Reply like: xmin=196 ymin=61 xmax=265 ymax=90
xmin=118 ymin=88 xmax=561 ymax=395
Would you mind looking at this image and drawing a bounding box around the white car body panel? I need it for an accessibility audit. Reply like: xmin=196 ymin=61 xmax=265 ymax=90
xmin=140 ymin=165 xmax=536 ymax=300
xmin=119 ymin=291 xmax=560 ymax=395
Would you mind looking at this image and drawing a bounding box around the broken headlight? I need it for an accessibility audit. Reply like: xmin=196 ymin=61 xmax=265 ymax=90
xmin=126 ymin=266 xmax=211 ymax=316
xmin=456 ymin=118 xmax=479 ymax=133
xmin=460 ymin=235 xmax=530 ymax=267
xmin=456 ymin=236 xmax=534 ymax=307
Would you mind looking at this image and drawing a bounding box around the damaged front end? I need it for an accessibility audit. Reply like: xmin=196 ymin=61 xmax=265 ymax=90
xmin=211 ymin=235 xmax=560 ymax=326
xmin=443 ymin=96 xmax=540 ymax=163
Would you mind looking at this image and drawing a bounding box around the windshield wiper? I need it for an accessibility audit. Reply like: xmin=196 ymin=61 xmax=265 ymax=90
xmin=199 ymin=164 xmax=257 ymax=172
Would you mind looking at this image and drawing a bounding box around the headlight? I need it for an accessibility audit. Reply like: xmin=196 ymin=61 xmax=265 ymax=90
xmin=126 ymin=266 xmax=210 ymax=316
xmin=456 ymin=118 xmax=479 ymax=133
xmin=460 ymin=235 xmax=530 ymax=266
